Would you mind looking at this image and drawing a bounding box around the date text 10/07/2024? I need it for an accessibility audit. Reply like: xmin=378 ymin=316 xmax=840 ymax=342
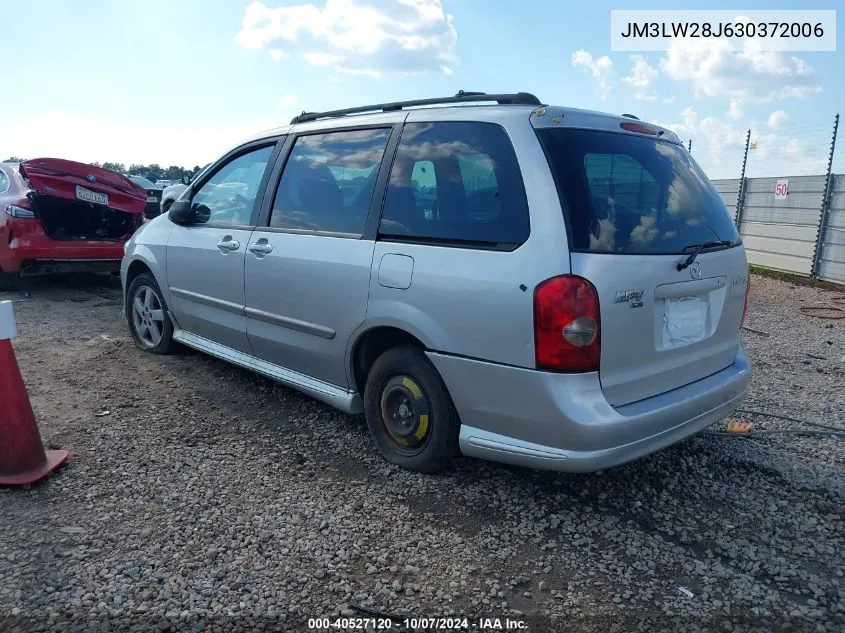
xmin=307 ymin=617 xmax=528 ymax=630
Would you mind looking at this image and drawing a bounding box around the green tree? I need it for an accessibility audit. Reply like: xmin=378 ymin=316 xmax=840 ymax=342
xmin=3 ymin=156 xmax=24 ymax=163
xmin=145 ymin=164 xmax=164 ymax=180
xmin=102 ymin=162 xmax=126 ymax=174
xmin=164 ymin=165 xmax=184 ymax=180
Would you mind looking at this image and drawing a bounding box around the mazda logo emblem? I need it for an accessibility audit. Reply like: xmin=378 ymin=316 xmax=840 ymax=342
xmin=689 ymin=262 xmax=702 ymax=279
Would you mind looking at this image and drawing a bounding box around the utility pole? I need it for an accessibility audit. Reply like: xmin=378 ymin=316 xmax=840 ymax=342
xmin=811 ymin=113 xmax=839 ymax=279
xmin=687 ymin=139 xmax=692 ymax=153
xmin=735 ymin=129 xmax=751 ymax=227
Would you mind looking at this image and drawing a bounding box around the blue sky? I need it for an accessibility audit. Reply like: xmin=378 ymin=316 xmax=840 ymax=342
xmin=0 ymin=0 xmax=841 ymax=178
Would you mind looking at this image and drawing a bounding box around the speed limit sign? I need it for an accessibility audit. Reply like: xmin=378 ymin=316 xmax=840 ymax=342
xmin=775 ymin=179 xmax=789 ymax=200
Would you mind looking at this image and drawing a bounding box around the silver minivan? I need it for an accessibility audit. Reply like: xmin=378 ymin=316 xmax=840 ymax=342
xmin=121 ymin=91 xmax=751 ymax=473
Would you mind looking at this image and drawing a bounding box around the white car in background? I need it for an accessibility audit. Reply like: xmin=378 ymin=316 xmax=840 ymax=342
xmin=160 ymin=165 xmax=210 ymax=214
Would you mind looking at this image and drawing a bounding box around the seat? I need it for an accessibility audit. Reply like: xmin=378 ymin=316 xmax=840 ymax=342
xmin=298 ymin=174 xmax=346 ymax=230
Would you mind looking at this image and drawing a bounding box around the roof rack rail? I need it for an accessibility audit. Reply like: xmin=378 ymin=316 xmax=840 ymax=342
xmin=290 ymin=90 xmax=543 ymax=124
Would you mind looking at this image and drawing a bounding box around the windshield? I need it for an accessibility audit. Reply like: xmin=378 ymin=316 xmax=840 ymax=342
xmin=537 ymin=128 xmax=740 ymax=255
xmin=130 ymin=176 xmax=157 ymax=189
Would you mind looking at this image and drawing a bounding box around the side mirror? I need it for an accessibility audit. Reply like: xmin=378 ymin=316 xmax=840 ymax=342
xmin=168 ymin=199 xmax=195 ymax=225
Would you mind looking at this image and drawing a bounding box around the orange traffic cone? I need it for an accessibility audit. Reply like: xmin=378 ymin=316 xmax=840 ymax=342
xmin=0 ymin=300 xmax=68 ymax=486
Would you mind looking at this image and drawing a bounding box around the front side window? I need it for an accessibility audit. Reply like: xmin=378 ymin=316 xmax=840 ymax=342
xmin=269 ymin=128 xmax=391 ymax=234
xmin=537 ymin=128 xmax=740 ymax=254
xmin=380 ymin=122 xmax=529 ymax=248
xmin=190 ymin=144 xmax=275 ymax=226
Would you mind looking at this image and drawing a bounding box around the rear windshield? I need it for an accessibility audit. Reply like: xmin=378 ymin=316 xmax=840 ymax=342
xmin=131 ymin=176 xmax=156 ymax=189
xmin=536 ymin=128 xmax=740 ymax=254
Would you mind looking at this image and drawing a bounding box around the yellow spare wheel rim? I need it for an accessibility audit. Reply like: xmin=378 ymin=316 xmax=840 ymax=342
xmin=379 ymin=375 xmax=432 ymax=454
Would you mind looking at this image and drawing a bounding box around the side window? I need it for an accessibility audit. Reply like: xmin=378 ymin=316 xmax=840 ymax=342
xmin=269 ymin=128 xmax=391 ymax=234
xmin=410 ymin=160 xmax=436 ymax=218
xmin=190 ymin=144 xmax=275 ymax=226
xmin=380 ymin=122 xmax=529 ymax=247
xmin=0 ymin=170 xmax=9 ymax=194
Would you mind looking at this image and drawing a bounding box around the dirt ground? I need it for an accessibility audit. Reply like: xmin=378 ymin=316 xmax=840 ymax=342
xmin=0 ymin=272 xmax=843 ymax=633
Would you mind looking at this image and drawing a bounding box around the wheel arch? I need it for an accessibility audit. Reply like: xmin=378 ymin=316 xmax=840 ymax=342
xmin=122 ymin=247 xmax=165 ymax=315
xmin=348 ymin=324 xmax=430 ymax=396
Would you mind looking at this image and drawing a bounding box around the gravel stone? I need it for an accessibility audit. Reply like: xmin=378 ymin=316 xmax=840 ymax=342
xmin=0 ymin=273 xmax=843 ymax=633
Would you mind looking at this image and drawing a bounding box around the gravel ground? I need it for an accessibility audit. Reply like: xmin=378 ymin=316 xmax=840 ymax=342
xmin=0 ymin=272 xmax=842 ymax=633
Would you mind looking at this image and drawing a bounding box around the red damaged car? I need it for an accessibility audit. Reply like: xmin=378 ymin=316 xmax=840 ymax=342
xmin=0 ymin=158 xmax=146 ymax=289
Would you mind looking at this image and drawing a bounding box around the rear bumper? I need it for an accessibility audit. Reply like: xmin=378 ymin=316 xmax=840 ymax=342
xmin=428 ymin=347 xmax=751 ymax=473
xmin=0 ymin=220 xmax=124 ymax=274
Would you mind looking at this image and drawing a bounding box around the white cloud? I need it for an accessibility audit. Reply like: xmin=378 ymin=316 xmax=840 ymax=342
xmin=0 ymin=111 xmax=284 ymax=168
xmin=269 ymin=48 xmax=287 ymax=61
xmin=652 ymin=106 xmax=828 ymax=179
xmin=768 ymin=110 xmax=789 ymax=129
xmin=572 ymin=50 xmax=614 ymax=99
xmin=279 ymin=95 xmax=298 ymax=108
xmin=302 ymin=52 xmax=343 ymax=67
xmin=623 ymin=55 xmax=659 ymax=101
xmin=681 ymin=106 xmax=699 ymax=131
xmin=234 ymin=0 xmax=457 ymax=76
xmin=660 ymin=37 xmax=822 ymax=103
xmin=727 ymin=99 xmax=743 ymax=119
xmin=662 ymin=95 xmax=676 ymax=104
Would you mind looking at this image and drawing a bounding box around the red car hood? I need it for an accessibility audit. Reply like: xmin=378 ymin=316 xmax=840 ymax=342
xmin=20 ymin=158 xmax=146 ymax=214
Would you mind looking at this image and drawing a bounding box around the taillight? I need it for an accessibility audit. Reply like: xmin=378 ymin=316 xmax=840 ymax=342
xmin=741 ymin=274 xmax=750 ymax=326
xmin=5 ymin=203 xmax=35 ymax=219
xmin=534 ymin=275 xmax=600 ymax=372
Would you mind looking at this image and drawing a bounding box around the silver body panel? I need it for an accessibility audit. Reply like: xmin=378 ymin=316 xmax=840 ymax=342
xmin=244 ymin=231 xmax=374 ymax=388
xmin=122 ymin=101 xmax=751 ymax=473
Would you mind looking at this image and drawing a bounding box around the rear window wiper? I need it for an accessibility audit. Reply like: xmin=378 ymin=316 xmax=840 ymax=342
xmin=676 ymin=240 xmax=732 ymax=271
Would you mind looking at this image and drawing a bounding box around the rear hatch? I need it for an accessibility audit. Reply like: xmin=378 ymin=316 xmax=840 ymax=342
xmin=20 ymin=158 xmax=146 ymax=214
xmin=535 ymin=116 xmax=748 ymax=407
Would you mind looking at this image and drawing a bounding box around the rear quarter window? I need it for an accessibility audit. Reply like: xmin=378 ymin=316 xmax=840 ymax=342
xmin=537 ymin=128 xmax=740 ymax=254
xmin=380 ymin=121 xmax=529 ymax=249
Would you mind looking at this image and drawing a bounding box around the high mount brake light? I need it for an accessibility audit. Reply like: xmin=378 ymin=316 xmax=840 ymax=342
xmin=620 ymin=121 xmax=659 ymax=135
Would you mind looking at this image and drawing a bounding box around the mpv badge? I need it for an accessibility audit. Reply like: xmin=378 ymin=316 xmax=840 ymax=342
xmin=614 ymin=289 xmax=645 ymax=308
xmin=689 ymin=262 xmax=702 ymax=279
xmin=86 ymin=175 xmax=97 ymax=183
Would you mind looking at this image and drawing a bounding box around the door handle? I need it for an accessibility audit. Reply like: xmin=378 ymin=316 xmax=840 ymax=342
xmin=248 ymin=241 xmax=273 ymax=256
xmin=217 ymin=237 xmax=240 ymax=252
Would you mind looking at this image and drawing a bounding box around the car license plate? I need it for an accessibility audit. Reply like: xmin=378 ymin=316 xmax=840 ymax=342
xmin=662 ymin=296 xmax=708 ymax=348
xmin=76 ymin=185 xmax=108 ymax=206
xmin=147 ymin=196 xmax=158 ymax=203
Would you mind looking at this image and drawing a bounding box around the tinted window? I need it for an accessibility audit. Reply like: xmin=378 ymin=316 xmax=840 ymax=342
xmin=130 ymin=176 xmax=156 ymax=189
xmin=380 ymin=122 xmax=529 ymax=247
xmin=0 ymin=169 xmax=9 ymax=194
xmin=537 ymin=128 xmax=740 ymax=254
xmin=191 ymin=144 xmax=274 ymax=226
xmin=269 ymin=128 xmax=391 ymax=234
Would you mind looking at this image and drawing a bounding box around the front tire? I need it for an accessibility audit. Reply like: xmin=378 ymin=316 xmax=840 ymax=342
xmin=363 ymin=345 xmax=459 ymax=473
xmin=126 ymin=272 xmax=176 ymax=354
